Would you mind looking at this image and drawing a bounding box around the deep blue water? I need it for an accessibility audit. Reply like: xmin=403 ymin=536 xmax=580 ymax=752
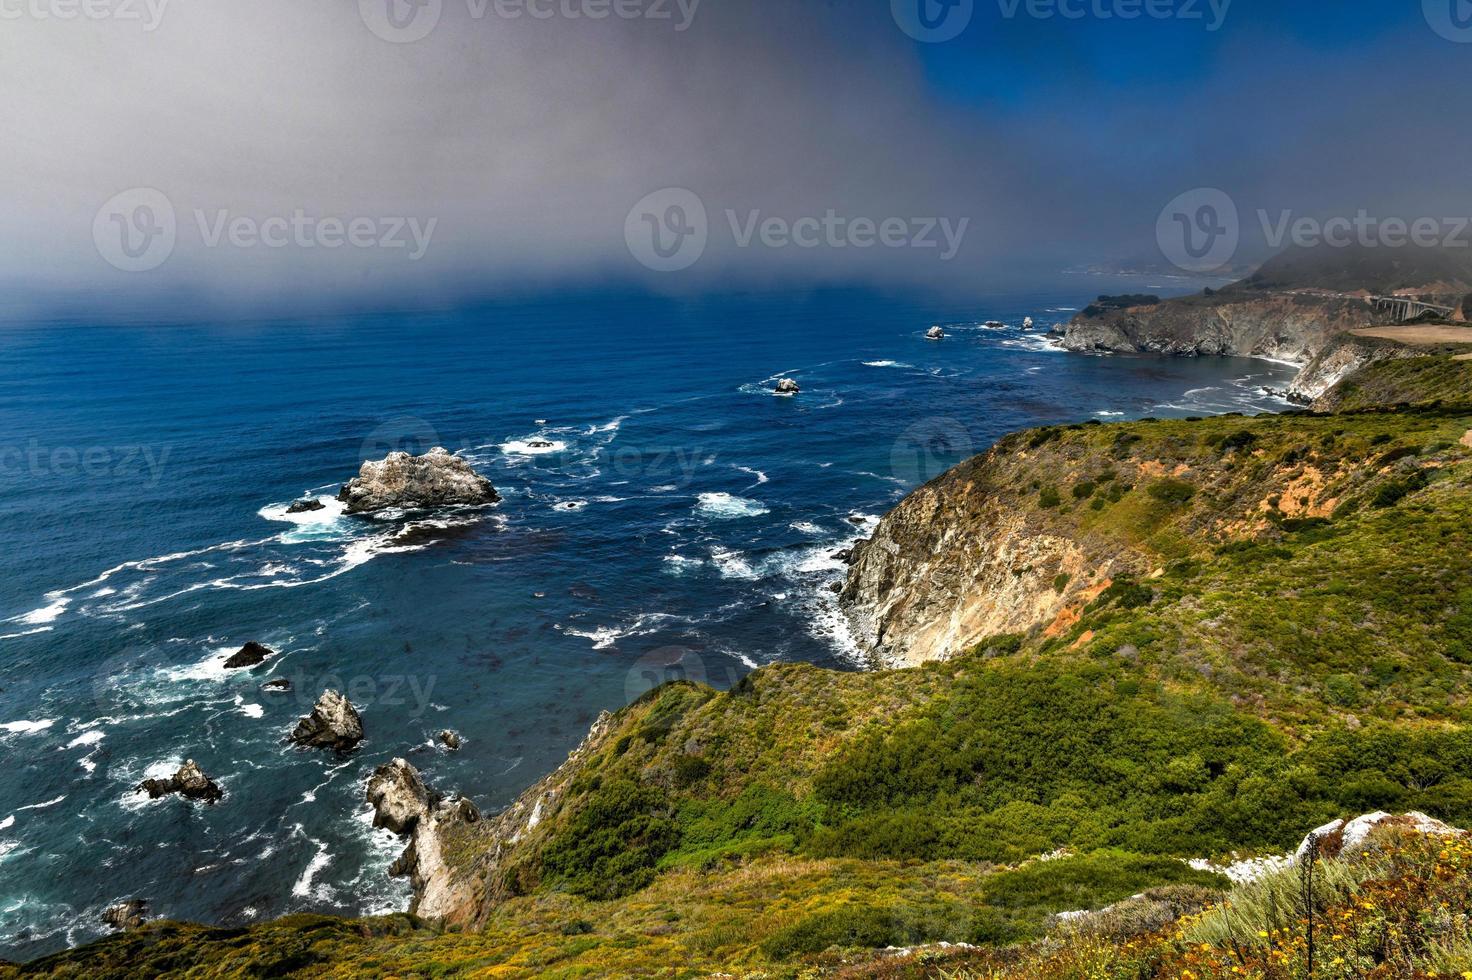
xmin=0 ymin=284 xmax=1297 ymax=960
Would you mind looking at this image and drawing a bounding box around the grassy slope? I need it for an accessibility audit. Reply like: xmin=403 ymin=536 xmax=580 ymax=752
xmin=15 ymin=382 xmax=1472 ymax=978
xmin=1317 ymin=353 xmax=1472 ymax=412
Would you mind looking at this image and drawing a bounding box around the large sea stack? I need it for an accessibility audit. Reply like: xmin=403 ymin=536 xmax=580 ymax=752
xmin=338 ymin=447 xmax=499 ymax=515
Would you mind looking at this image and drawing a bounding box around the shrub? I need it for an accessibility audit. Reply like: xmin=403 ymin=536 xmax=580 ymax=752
xmin=1148 ymin=479 xmax=1196 ymax=505
xmin=539 ymin=778 xmax=679 ymax=899
xmin=1039 ymin=487 xmax=1062 ymax=508
xmin=1073 ymin=481 xmax=1097 ymax=500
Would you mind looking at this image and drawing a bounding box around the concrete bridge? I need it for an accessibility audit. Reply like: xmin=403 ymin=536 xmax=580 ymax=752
xmin=1370 ymin=295 xmax=1458 ymax=323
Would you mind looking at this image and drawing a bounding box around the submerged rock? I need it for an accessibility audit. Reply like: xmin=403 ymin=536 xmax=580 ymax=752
xmin=137 ymin=760 xmax=223 ymax=804
xmin=367 ymin=759 xmax=433 ymax=835
xmin=101 ymin=900 xmax=149 ymax=931
xmin=438 ymin=730 xmax=462 ymax=751
xmin=223 ymin=642 xmax=273 ymax=669
xmin=338 ymin=447 xmax=500 ymax=515
xmin=285 ymin=499 xmax=326 ymax=514
xmin=774 ymin=378 xmax=801 ymax=395
xmin=261 ymin=678 xmax=292 ymax=693
xmin=926 ymin=326 xmax=945 ymax=340
xmin=290 ymin=690 xmax=364 ymax=752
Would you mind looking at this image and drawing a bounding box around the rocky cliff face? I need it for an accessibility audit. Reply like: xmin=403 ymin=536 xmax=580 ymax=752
xmin=840 ymin=434 xmax=1159 ymax=667
xmin=839 ymin=445 xmax=1135 ymax=667
xmin=393 ymin=710 xmax=619 ymax=925
xmin=1062 ymin=292 xmax=1378 ymax=363
xmin=1288 ymin=334 xmax=1420 ymax=405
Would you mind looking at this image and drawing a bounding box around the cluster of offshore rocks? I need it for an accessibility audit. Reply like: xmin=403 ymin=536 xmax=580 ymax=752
xmin=112 ymin=448 xmax=493 ymax=931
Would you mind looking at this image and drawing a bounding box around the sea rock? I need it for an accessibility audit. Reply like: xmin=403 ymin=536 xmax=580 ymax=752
xmin=367 ymin=759 xmax=433 ymax=835
xmin=1297 ymin=811 xmax=1462 ymax=860
xmin=338 ymin=447 xmax=500 ymax=515
xmin=286 ymin=499 xmax=325 ymax=514
xmin=1022 ymin=316 xmax=1035 ymax=330
xmin=223 ymin=642 xmax=273 ymax=669
xmin=102 ymin=900 xmax=149 ymax=931
xmin=926 ymin=326 xmax=945 ymax=340
xmin=261 ymin=678 xmax=292 ymax=693
xmin=774 ymin=378 xmax=800 ymax=395
xmin=138 ymin=760 xmax=223 ymax=804
xmin=438 ymin=730 xmax=462 ymax=751
xmin=527 ymin=440 xmax=554 ymax=449
xmin=290 ymin=690 xmax=364 ymax=752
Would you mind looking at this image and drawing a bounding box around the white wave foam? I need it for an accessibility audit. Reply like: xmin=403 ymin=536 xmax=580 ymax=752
xmin=1094 ymin=410 xmax=1125 ymax=418
xmin=0 ymin=817 xmax=12 ymax=831
xmin=790 ymin=521 xmax=824 ymax=535
xmin=0 ymin=719 xmax=55 ymax=735
xmin=588 ymin=415 xmax=628 ymax=435
xmin=0 ymin=626 xmax=52 ymax=641
xmin=501 ymin=438 xmax=567 ymax=456
xmin=239 ymin=703 xmax=264 ymax=719
xmin=735 ymin=466 xmax=769 ymax=486
xmin=662 ymin=554 xmax=704 ymax=575
xmin=258 ymin=497 xmax=347 ymax=526
xmin=15 ymin=597 xmax=68 ymax=625
xmin=710 ymin=548 xmax=758 ymax=580
xmin=863 ymin=360 xmax=913 ymax=369
xmin=16 ymin=796 xmax=64 ymax=812
xmin=66 ymin=731 xmax=104 ymax=749
xmin=292 ymin=831 xmax=334 ymax=899
xmin=695 ymin=493 xmax=769 ymax=520
xmin=563 ymin=611 xmax=679 ymax=650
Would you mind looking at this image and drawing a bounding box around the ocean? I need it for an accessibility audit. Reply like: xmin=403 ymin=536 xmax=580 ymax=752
xmin=0 ymin=283 xmax=1297 ymax=960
